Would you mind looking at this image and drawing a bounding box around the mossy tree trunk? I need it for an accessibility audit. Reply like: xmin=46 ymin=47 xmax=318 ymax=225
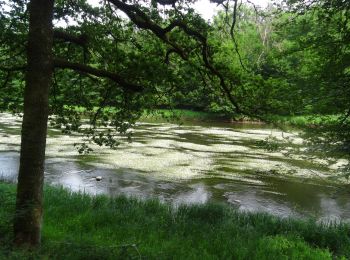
xmin=13 ymin=0 xmax=55 ymax=247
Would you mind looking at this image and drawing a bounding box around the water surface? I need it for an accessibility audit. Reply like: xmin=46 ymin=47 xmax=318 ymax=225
xmin=1 ymin=113 xmax=349 ymax=222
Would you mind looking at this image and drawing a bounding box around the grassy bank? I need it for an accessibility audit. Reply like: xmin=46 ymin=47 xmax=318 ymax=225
xmin=54 ymin=107 xmax=341 ymax=127
xmin=141 ymin=109 xmax=341 ymax=127
xmin=266 ymin=114 xmax=341 ymax=128
xmin=61 ymin=107 xmax=227 ymax=123
xmin=0 ymin=183 xmax=349 ymax=259
xmin=140 ymin=109 xmax=227 ymax=122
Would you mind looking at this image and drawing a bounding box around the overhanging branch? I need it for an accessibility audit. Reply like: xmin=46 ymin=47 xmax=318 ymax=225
xmin=0 ymin=65 xmax=26 ymax=72
xmin=53 ymin=58 xmax=143 ymax=92
xmin=107 ymin=0 xmax=242 ymax=113
xmin=53 ymin=30 xmax=88 ymax=47
xmin=107 ymin=0 xmax=188 ymax=60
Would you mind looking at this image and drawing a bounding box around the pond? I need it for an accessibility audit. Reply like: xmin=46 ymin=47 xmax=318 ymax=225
xmin=0 ymin=113 xmax=349 ymax=222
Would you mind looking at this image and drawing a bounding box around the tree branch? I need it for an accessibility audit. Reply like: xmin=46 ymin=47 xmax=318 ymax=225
xmin=107 ymin=0 xmax=188 ymax=60
xmin=53 ymin=58 xmax=143 ymax=92
xmin=107 ymin=0 xmax=242 ymax=113
xmin=0 ymin=65 xmax=26 ymax=71
xmin=53 ymin=30 xmax=88 ymax=47
xmin=156 ymin=0 xmax=177 ymax=5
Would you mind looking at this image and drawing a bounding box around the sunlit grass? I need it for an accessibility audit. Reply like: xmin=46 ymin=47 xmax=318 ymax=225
xmin=266 ymin=114 xmax=341 ymax=127
xmin=0 ymin=182 xmax=349 ymax=259
xmin=140 ymin=109 xmax=222 ymax=122
xmin=53 ymin=107 xmax=342 ymax=128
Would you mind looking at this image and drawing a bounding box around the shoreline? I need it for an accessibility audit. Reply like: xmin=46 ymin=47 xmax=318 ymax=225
xmin=0 ymin=182 xmax=349 ymax=259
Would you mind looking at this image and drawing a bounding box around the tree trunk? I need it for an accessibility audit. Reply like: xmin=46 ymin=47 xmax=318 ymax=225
xmin=13 ymin=0 xmax=55 ymax=247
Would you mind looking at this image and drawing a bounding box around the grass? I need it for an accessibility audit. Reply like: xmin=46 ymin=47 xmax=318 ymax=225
xmin=140 ymin=109 xmax=226 ymax=122
xmin=266 ymin=114 xmax=341 ymax=128
xmin=53 ymin=106 xmax=342 ymax=127
xmin=59 ymin=107 xmax=226 ymax=123
xmin=141 ymin=110 xmax=343 ymax=127
xmin=63 ymin=106 xmax=220 ymax=120
xmin=0 ymin=182 xmax=349 ymax=259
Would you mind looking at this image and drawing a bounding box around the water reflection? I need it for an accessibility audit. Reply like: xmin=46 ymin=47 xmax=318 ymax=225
xmin=224 ymin=190 xmax=295 ymax=217
xmin=174 ymin=184 xmax=211 ymax=205
xmin=0 ymin=152 xmax=19 ymax=181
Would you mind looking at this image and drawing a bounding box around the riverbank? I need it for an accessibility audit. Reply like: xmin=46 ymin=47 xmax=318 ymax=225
xmin=141 ymin=109 xmax=340 ymax=127
xmin=0 ymin=183 xmax=349 ymax=259
xmin=2 ymin=108 xmax=338 ymax=127
xmin=140 ymin=109 xmax=228 ymax=122
xmin=265 ymin=114 xmax=341 ymax=128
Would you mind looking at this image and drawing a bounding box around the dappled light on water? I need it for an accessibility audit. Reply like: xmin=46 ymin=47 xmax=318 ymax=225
xmin=0 ymin=113 xmax=349 ymax=222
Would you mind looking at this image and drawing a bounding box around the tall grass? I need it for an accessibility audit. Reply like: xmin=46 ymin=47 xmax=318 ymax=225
xmin=0 ymin=182 xmax=349 ymax=259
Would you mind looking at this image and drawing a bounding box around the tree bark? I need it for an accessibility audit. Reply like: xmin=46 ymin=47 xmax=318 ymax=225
xmin=13 ymin=0 xmax=55 ymax=247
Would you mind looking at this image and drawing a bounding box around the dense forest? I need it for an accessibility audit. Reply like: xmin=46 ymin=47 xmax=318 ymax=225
xmin=0 ymin=0 xmax=349 ymax=258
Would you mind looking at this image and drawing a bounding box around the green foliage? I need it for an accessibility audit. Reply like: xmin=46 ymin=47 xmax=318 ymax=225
xmin=0 ymin=182 xmax=349 ymax=259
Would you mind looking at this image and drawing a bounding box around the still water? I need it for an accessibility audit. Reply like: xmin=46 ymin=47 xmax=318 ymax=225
xmin=0 ymin=113 xmax=349 ymax=222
